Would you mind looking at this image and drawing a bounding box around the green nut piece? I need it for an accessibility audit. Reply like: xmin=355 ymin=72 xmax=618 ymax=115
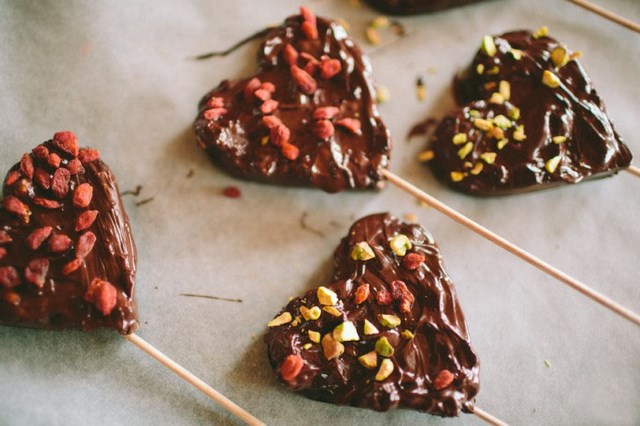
xmin=457 ymin=142 xmax=474 ymax=160
xmin=542 ymin=70 xmax=561 ymax=88
xmin=358 ymin=351 xmax=378 ymax=369
xmin=364 ymin=319 xmax=380 ymax=335
xmin=333 ymin=321 xmax=360 ymax=342
xmin=552 ymin=136 xmax=567 ymax=144
xmin=308 ymin=330 xmax=321 ymax=343
xmin=499 ymin=80 xmax=511 ymax=101
xmin=378 ymin=314 xmax=401 ymax=328
xmin=468 ymin=109 xmax=480 ymax=118
xmin=509 ymin=48 xmax=523 ymax=60
xmin=508 ymin=107 xmax=521 ymax=121
xmin=375 ymin=358 xmax=394 ymax=381
xmin=473 ymin=118 xmax=493 ymax=132
xmin=545 ymin=155 xmax=562 ymax=173
xmin=481 ymin=35 xmax=497 ymax=57
xmin=493 ymin=115 xmax=512 ymax=129
xmin=375 ymin=336 xmax=395 ymax=357
xmin=317 ymin=286 xmax=339 ymax=306
xmin=389 ymin=234 xmax=412 ymax=257
xmin=321 ymin=333 xmax=345 ymax=360
xmin=303 ymin=343 xmax=312 ymax=350
xmin=401 ymin=330 xmax=415 ymax=339
xmin=450 ymin=171 xmax=465 ymax=183
xmin=476 ymin=63 xmax=485 ymax=75
xmin=267 ymin=312 xmax=293 ymax=327
xmin=480 ymin=152 xmax=497 ymax=165
xmin=513 ymin=125 xmax=526 ymax=141
xmin=351 ymin=241 xmax=375 ymax=261
xmin=489 ymin=92 xmax=504 ymax=105
xmin=551 ymin=46 xmax=569 ymax=68
xmin=322 ymin=306 xmax=342 ymax=317
xmin=497 ymin=139 xmax=509 ymax=150
xmin=452 ymin=133 xmax=468 ymax=145
xmin=300 ymin=305 xmax=321 ymax=321
xmin=533 ymin=25 xmax=549 ymax=39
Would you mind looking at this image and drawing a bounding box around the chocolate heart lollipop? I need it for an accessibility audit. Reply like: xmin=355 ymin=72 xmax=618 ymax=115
xmin=0 ymin=131 xmax=138 ymax=334
xmin=264 ymin=213 xmax=479 ymax=416
xmin=193 ymin=8 xmax=391 ymax=193
xmin=427 ymin=29 xmax=632 ymax=195
xmin=365 ymin=0 xmax=489 ymax=15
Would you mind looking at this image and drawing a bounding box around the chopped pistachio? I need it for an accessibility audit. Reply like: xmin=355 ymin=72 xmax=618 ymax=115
xmin=480 ymin=152 xmax=497 ymax=164
xmin=389 ymin=234 xmax=412 ymax=257
xmin=499 ymin=80 xmax=511 ymax=100
xmin=468 ymin=109 xmax=480 ymax=118
xmin=533 ymin=25 xmax=549 ymax=39
xmin=376 ymin=85 xmax=390 ymax=104
xmin=470 ymin=162 xmax=484 ymax=175
xmin=497 ymin=138 xmax=509 ymax=150
xmin=322 ymin=306 xmax=342 ymax=317
xmin=364 ymin=319 xmax=380 ymax=335
xmin=351 ymin=241 xmax=375 ymax=261
xmin=321 ymin=333 xmax=345 ymax=360
xmin=375 ymin=358 xmax=394 ymax=381
xmin=291 ymin=316 xmax=301 ymax=327
xmin=267 ymin=312 xmax=292 ymax=327
xmin=404 ymin=213 xmax=418 ymax=223
xmin=333 ymin=321 xmax=360 ymax=342
xmin=542 ymin=70 xmax=561 ymax=88
xmin=358 ymin=351 xmax=378 ymax=369
xmin=476 ymin=63 xmax=485 ymax=75
xmin=489 ymin=92 xmax=504 ymax=104
xmin=378 ymin=314 xmax=401 ymax=328
xmin=484 ymin=81 xmax=497 ymax=91
xmin=474 ymin=118 xmax=493 ymax=132
xmin=457 ymin=141 xmax=474 ymax=159
xmin=452 ymin=133 xmax=468 ymax=145
xmin=365 ymin=27 xmax=380 ymax=45
xmin=300 ymin=305 xmax=321 ymax=321
xmin=551 ymin=46 xmax=569 ymax=68
xmin=317 ymin=286 xmax=339 ymax=305
xmin=508 ymin=107 xmax=521 ymax=120
xmin=375 ymin=336 xmax=394 ymax=357
xmin=493 ymin=114 xmax=512 ymax=129
xmin=486 ymin=65 xmax=500 ymax=75
xmin=303 ymin=343 xmax=312 ymax=350
xmin=552 ymin=136 xmax=567 ymax=144
xmin=544 ymin=359 xmax=552 ymax=368
xmin=480 ymin=35 xmax=497 ymax=57
xmin=370 ymin=16 xmax=390 ymax=28
xmin=308 ymin=330 xmax=321 ymax=343
xmin=401 ymin=330 xmax=414 ymax=339
xmin=463 ymin=161 xmax=473 ymax=169
xmin=545 ymin=155 xmax=561 ymax=173
xmin=509 ymin=48 xmax=523 ymax=60
xmin=513 ymin=125 xmax=526 ymax=141
xmin=569 ymin=51 xmax=583 ymax=61
xmin=417 ymin=150 xmax=435 ymax=162
xmin=490 ymin=126 xmax=505 ymax=140
xmin=450 ymin=171 xmax=465 ymax=182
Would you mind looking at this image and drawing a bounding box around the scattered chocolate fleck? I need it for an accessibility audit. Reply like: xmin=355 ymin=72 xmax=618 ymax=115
xmin=193 ymin=26 xmax=278 ymax=60
xmin=121 ymin=185 xmax=143 ymax=197
xmin=300 ymin=212 xmax=324 ymax=238
xmin=408 ymin=117 xmax=437 ymax=141
xmin=179 ymin=293 xmax=243 ymax=303
xmin=186 ymin=169 xmax=195 ymax=178
xmin=134 ymin=197 xmax=155 ymax=207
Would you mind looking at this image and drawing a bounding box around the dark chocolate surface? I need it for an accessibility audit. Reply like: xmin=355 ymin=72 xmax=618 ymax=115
xmin=193 ymin=10 xmax=391 ymax=193
xmin=0 ymin=134 xmax=138 ymax=334
xmin=264 ymin=213 xmax=479 ymax=416
xmin=365 ymin=0 xmax=489 ymax=15
xmin=428 ymin=29 xmax=632 ymax=195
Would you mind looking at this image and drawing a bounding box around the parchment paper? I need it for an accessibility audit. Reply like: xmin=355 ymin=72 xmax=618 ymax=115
xmin=0 ymin=0 xmax=638 ymax=424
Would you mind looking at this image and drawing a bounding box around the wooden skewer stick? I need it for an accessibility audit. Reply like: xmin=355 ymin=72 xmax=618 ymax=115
xmin=124 ymin=333 xmax=265 ymax=426
xmin=381 ymin=170 xmax=640 ymax=327
xmin=626 ymin=165 xmax=640 ymax=178
xmin=474 ymin=406 xmax=509 ymax=426
xmin=567 ymin=0 xmax=640 ymax=33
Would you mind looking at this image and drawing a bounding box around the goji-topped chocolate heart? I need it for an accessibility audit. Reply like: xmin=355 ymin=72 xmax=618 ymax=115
xmin=426 ymin=29 xmax=632 ymax=195
xmin=264 ymin=213 xmax=479 ymax=416
xmin=365 ymin=0 xmax=488 ymax=15
xmin=193 ymin=7 xmax=391 ymax=193
xmin=0 ymin=131 xmax=138 ymax=334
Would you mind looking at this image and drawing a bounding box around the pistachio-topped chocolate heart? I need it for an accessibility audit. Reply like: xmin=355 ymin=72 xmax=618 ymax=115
xmin=264 ymin=213 xmax=479 ymax=416
xmin=0 ymin=131 xmax=138 ymax=334
xmin=426 ymin=29 xmax=632 ymax=195
xmin=193 ymin=8 xmax=391 ymax=193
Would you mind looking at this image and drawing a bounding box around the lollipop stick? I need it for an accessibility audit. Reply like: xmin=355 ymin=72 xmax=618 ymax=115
xmin=626 ymin=165 xmax=640 ymax=178
xmin=473 ymin=406 xmax=509 ymax=426
xmin=567 ymin=0 xmax=640 ymax=33
xmin=382 ymin=170 xmax=640 ymax=327
xmin=124 ymin=333 xmax=264 ymax=426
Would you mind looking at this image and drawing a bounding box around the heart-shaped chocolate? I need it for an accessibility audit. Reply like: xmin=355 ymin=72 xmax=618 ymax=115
xmin=264 ymin=213 xmax=479 ymax=416
xmin=193 ymin=8 xmax=391 ymax=193
xmin=365 ymin=0 xmax=488 ymax=15
xmin=0 ymin=132 xmax=138 ymax=334
xmin=427 ymin=29 xmax=632 ymax=195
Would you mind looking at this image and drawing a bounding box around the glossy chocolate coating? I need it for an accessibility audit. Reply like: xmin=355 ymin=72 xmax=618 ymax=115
xmin=0 ymin=140 xmax=138 ymax=334
xmin=264 ymin=213 xmax=479 ymax=416
xmin=429 ymin=30 xmax=632 ymax=195
xmin=193 ymin=13 xmax=391 ymax=193
xmin=365 ymin=0 xmax=489 ymax=15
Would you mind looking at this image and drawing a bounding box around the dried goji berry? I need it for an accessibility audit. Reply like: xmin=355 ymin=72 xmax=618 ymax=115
xmin=33 ymin=198 xmax=60 ymax=209
xmin=0 ymin=247 xmax=7 ymax=260
xmin=300 ymin=6 xmax=316 ymax=26
xmin=0 ymin=266 xmax=20 ymax=289
xmin=354 ymin=283 xmax=370 ymax=304
xmin=403 ymin=252 xmax=425 ymax=270
xmin=320 ymin=59 xmax=342 ymax=79
xmin=260 ymin=99 xmax=279 ymax=114
xmin=254 ymin=89 xmax=271 ymax=101
xmin=73 ymin=183 xmax=93 ymax=208
xmin=20 ymin=153 xmax=34 ymax=179
xmin=222 ymin=186 xmax=241 ymax=198
xmin=312 ymin=119 xmax=335 ymax=139
xmin=262 ymin=115 xmax=283 ymax=129
xmin=376 ymin=289 xmax=393 ymax=305
xmin=301 ymin=21 xmax=318 ymax=40
xmin=207 ymin=97 xmax=225 ymax=108
xmin=4 ymin=291 xmax=20 ymax=305
xmin=336 ymin=118 xmax=362 ymax=135
xmin=26 ymin=226 xmax=53 ymax=250
xmin=34 ymin=168 xmax=51 ymax=189
xmin=48 ymin=234 xmax=72 ymax=253
xmin=52 ymin=131 xmax=79 ymax=157
xmin=78 ymin=148 xmax=100 ymax=164
xmin=51 ymin=167 xmax=71 ymax=199
xmin=313 ymin=106 xmax=340 ymax=121
xmin=203 ymin=108 xmax=227 ymax=120
xmin=61 ymin=258 xmax=83 ymax=275
xmin=243 ymin=77 xmax=262 ymax=101
xmin=32 ymin=145 xmax=49 ymax=160
xmin=303 ymin=61 xmax=318 ymax=76
xmin=4 ymin=196 xmax=29 ymax=216
xmin=281 ymin=142 xmax=300 ymax=160
xmin=280 ymin=354 xmax=304 ymax=381
xmin=24 ymin=258 xmax=49 ymax=288
xmin=433 ymin=370 xmax=455 ymax=390
xmin=66 ymin=158 xmax=85 ymax=175
xmin=76 ymin=231 xmax=96 ymax=259
xmin=4 ymin=171 xmax=21 ymax=187
xmin=85 ymin=278 xmax=117 ymax=316
xmin=283 ymin=43 xmax=299 ymax=66
xmin=290 ymin=65 xmax=317 ymax=95
xmin=270 ymin=124 xmax=291 ymax=147
xmin=48 ymin=153 xmax=62 ymax=168
xmin=75 ymin=210 xmax=99 ymax=231
xmin=0 ymin=230 xmax=12 ymax=245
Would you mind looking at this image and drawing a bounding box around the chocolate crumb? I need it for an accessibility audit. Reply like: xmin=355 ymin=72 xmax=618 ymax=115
xmin=186 ymin=169 xmax=195 ymax=178
xmin=122 ymin=185 xmax=143 ymax=196
xmin=179 ymin=293 xmax=242 ymax=303
xmin=135 ymin=197 xmax=154 ymax=207
xmin=408 ymin=117 xmax=437 ymax=141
